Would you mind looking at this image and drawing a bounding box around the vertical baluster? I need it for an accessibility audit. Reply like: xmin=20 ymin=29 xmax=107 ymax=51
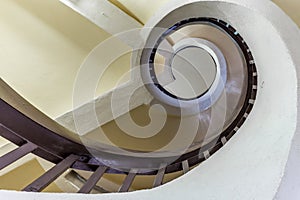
xmin=118 ymin=169 xmax=137 ymax=192
xmin=23 ymin=154 xmax=80 ymax=192
xmin=182 ymin=160 xmax=190 ymax=174
xmin=78 ymin=165 xmax=108 ymax=193
xmin=0 ymin=142 xmax=37 ymax=170
xmin=153 ymin=165 xmax=166 ymax=188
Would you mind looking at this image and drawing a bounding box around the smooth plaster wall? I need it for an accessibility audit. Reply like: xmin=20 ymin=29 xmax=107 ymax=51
xmin=0 ymin=0 xmax=131 ymax=118
xmin=273 ymin=0 xmax=300 ymax=27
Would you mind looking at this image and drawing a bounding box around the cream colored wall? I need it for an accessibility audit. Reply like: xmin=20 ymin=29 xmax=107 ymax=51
xmin=113 ymin=0 xmax=170 ymax=24
xmin=0 ymin=0 xmax=131 ymax=119
xmin=273 ymin=0 xmax=300 ymax=27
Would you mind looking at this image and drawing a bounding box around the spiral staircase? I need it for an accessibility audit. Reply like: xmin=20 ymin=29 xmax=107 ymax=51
xmin=0 ymin=0 xmax=300 ymax=199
